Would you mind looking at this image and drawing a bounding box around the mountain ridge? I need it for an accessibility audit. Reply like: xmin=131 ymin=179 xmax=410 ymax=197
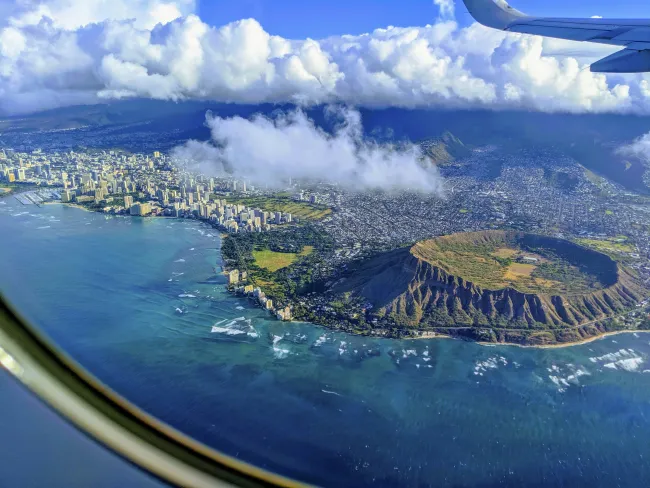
xmin=331 ymin=231 xmax=646 ymax=345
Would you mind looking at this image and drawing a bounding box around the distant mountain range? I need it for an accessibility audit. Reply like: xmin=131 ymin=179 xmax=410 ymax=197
xmin=420 ymin=131 xmax=471 ymax=164
xmin=1 ymin=99 xmax=649 ymax=193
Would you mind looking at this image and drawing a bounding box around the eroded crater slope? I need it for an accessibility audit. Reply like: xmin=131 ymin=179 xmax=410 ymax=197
xmin=332 ymin=231 xmax=644 ymax=344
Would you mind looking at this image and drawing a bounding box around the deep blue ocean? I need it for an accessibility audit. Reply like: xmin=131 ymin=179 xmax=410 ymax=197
xmin=2 ymin=197 xmax=650 ymax=487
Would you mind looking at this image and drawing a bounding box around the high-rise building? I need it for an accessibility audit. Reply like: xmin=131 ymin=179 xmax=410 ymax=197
xmin=227 ymin=270 xmax=240 ymax=285
xmin=61 ymin=190 xmax=74 ymax=203
xmin=15 ymin=168 xmax=25 ymax=181
xmin=156 ymin=189 xmax=168 ymax=205
xmin=275 ymin=212 xmax=282 ymax=225
xmin=130 ymin=202 xmax=152 ymax=216
xmin=123 ymin=195 xmax=134 ymax=209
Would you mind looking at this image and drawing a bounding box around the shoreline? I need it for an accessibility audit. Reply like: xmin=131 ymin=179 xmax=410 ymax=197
xmin=43 ymin=201 xmax=95 ymax=213
xmin=403 ymin=332 xmax=453 ymax=341
xmin=1 ymin=184 xmax=43 ymax=200
xmin=478 ymin=329 xmax=650 ymax=350
xmin=25 ymin=195 xmax=650 ymax=351
xmin=224 ymin=267 xmax=649 ymax=349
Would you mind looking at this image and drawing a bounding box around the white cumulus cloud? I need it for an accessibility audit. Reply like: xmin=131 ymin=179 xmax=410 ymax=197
xmin=617 ymin=132 xmax=650 ymax=160
xmin=171 ymin=106 xmax=445 ymax=193
xmin=0 ymin=0 xmax=650 ymax=115
xmin=7 ymin=0 xmax=195 ymax=30
xmin=433 ymin=0 xmax=455 ymax=20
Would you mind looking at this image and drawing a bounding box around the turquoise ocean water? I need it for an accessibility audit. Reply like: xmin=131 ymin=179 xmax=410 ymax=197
xmin=1 ymin=197 xmax=650 ymax=487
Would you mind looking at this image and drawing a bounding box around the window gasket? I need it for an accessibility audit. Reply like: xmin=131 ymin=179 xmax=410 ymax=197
xmin=0 ymin=293 xmax=304 ymax=488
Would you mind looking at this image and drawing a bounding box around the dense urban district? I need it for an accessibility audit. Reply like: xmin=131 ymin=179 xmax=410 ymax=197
xmin=2 ymin=137 xmax=650 ymax=346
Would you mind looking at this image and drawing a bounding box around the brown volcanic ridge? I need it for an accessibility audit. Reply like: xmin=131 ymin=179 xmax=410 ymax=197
xmin=333 ymin=230 xmax=646 ymax=345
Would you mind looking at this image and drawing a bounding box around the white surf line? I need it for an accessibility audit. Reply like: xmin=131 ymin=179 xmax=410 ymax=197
xmin=321 ymin=389 xmax=342 ymax=396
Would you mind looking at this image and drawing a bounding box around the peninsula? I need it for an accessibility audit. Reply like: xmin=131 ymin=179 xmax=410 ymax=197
xmin=224 ymin=229 xmax=650 ymax=346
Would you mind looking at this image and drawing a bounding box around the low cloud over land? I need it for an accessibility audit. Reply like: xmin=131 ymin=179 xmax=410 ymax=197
xmin=617 ymin=132 xmax=650 ymax=160
xmin=171 ymin=107 xmax=444 ymax=193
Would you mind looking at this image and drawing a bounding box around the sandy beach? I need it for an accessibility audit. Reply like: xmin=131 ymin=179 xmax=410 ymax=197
xmin=43 ymin=201 xmax=95 ymax=213
xmin=478 ymin=329 xmax=650 ymax=350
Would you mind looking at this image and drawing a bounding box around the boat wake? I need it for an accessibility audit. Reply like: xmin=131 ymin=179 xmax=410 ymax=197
xmin=322 ymin=389 xmax=342 ymax=396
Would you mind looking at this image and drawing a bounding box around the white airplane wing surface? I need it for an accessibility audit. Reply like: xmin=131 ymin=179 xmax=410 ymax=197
xmin=462 ymin=0 xmax=650 ymax=72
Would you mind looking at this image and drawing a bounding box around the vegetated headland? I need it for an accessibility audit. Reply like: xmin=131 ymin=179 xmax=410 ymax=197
xmin=223 ymin=228 xmax=650 ymax=347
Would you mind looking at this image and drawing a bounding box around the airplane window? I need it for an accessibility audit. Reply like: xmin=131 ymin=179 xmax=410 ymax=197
xmin=0 ymin=366 xmax=169 ymax=488
xmin=1 ymin=1 xmax=650 ymax=487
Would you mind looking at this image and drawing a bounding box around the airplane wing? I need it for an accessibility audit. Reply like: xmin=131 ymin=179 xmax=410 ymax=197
xmin=462 ymin=0 xmax=650 ymax=73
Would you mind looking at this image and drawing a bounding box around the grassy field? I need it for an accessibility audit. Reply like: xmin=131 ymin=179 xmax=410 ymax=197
xmin=412 ymin=236 xmax=596 ymax=294
xmin=504 ymin=263 xmax=536 ymax=280
xmin=492 ymin=247 xmax=518 ymax=258
xmin=576 ymin=238 xmax=635 ymax=254
xmin=223 ymin=195 xmax=331 ymax=221
xmin=0 ymin=186 xmax=19 ymax=197
xmin=605 ymin=209 xmax=614 ymax=215
xmin=414 ymin=242 xmax=516 ymax=290
xmin=0 ymin=183 xmax=39 ymax=198
xmin=252 ymin=245 xmax=314 ymax=272
xmin=584 ymin=168 xmax=604 ymax=185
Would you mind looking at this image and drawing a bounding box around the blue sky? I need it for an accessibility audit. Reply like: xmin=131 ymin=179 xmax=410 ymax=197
xmin=4 ymin=0 xmax=650 ymax=115
xmin=196 ymin=0 xmax=650 ymax=38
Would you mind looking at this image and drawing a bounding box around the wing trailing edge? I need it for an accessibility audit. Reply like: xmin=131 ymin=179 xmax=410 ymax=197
xmin=462 ymin=0 xmax=650 ymax=73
